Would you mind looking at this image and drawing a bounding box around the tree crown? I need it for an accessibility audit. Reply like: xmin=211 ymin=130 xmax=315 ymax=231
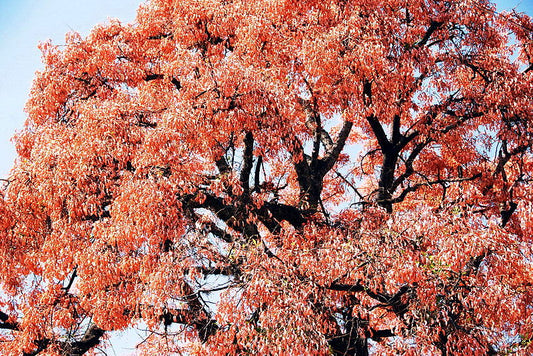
xmin=1 ymin=0 xmax=533 ymax=354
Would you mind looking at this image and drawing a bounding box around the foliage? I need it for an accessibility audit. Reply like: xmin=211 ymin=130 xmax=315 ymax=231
xmin=1 ymin=0 xmax=533 ymax=354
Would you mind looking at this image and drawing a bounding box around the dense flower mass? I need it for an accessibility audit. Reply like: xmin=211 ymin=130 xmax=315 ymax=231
xmin=0 ymin=0 xmax=532 ymax=354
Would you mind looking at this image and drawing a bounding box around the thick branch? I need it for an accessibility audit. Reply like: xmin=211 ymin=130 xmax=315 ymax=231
xmin=319 ymin=120 xmax=354 ymax=175
xmin=240 ymin=131 xmax=254 ymax=193
xmin=377 ymin=150 xmax=399 ymax=212
xmin=299 ymin=98 xmax=334 ymax=153
xmin=169 ymin=282 xmax=218 ymax=342
xmin=257 ymin=201 xmax=306 ymax=232
xmin=161 ymin=309 xmax=218 ymax=342
xmin=0 ymin=310 xmax=17 ymax=330
xmin=189 ymin=265 xmax=240 ymax=276
xmin=145 ymin=74 xmax=164 ymax=81
xmin=62 ymin=267 xmax=78 ymax=293
xmin=202 ymin=220 xmax=234 ymax=242
xmin=290 ymin=101 xmax=354 ymax=208
xmin=11 ymin=320 xmax=105 ymax=356
xmin=366 ymin=115 xmax=390 ymax=151
xmin=215 ymin=156 xmax=231 ymax=174
xmin=327 ymin=281 xmax=365 ymax=292
xmin=367 ymin=328 xmax=395 ymax=340
xmin=494 ymin=142 xmax=529 ymax=178
xmin=392 ymin=114 xmax=402 ymax=144
xmin=286 ymin=135 xmax=315 ymax=205
xmin=501 ymin=201 xmax=517 ymax=228
xmin=391 ymin=138 xmax=431 ymax=192
xmin=145 ymin=74 xmax=181 ymax=90
xmin=184 ymin=190 xmax=305 ymax=237
xmin=61 ymin=324 xmax=105 ymax=356
xmin=23 ymin=340 xmax=50 ymax=356
xmin=414 ymin=20 xmax=444 ymax=48
xmin=253 ymin=155 xmax=263 ymax=193
xmin=188 ymin=194 xmax=259 ymax=239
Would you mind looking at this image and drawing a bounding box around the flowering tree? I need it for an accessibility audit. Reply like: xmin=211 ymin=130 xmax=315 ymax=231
xmin=0 ymin=0 xmax=532 ymax=354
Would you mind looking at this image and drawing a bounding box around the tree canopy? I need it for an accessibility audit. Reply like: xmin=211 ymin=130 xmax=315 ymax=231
xmin=1 ymin=0 xmax=533 ymax=354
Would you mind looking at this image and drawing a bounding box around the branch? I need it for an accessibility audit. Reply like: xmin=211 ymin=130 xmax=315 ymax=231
xmin=257 ymin=201 xmax=306 ymax=232
xmin=367 ymin=328 xmax=395 ymax=340
xmin=299 ymin=96 xmax=334 ymax=153
xmin=363 ymin=79 xmax=372 ymax=106
xmin=201 ymin=220 xmax=234 ymax=242
xmin=145 ymin=74 xmax=164 ymax=81
xmin=23 ymin=340 xmax=50 ymax=356
xmin=186 ymin=193 xmax=259 ymax=239
xmin=328 ymin=282 xmax=411 ymax=312
xmin=188 ymin=265 xmax=239 ymax=276
xmin=320 ymin=120 xmax=353 ymax=175
xmin=161 ymin=309 xmax=218 ymax=343
xmin=253 ymin=155 xmax=263 ymax=193
xmin=391 ymin=138 xmax=432 ymax=192
xmin=335 ymin=171 xmax=365 ymax=202
xmin=326 ymin=282 xmax=412 ymax=323
xmin=163 ymin=282 xmax=218 ymax=342
xmin=390 ymin=173 xmax=482 ymax=204
xmin=62 ymin=267 xmax=78 ymax=293
xmin=10 ymin=319 xmax=105 ymax=356
xmin=392 ymin=114 xmax=402 ymax=145
xmin=462 ymin=61 xmax=491 ymax=83
xmin=145 ymin=74 xmax=181 ymax=90
xmin=285 ymin=134 xmax=313 ymax=201
xmin=61 ymin=324 xmax=105 ymax=356
xmin=327 ymin=282 xmax=365 ymax=292
xmin=414 ymin=20 xmax=444 ymax=48
xmin=440 ymin=110 xmax=483 ymax=134
xmin=215 ymin=156 xmax=231 ymax=175
xmin=148 ymin=33 xmax=173 ymax=40
xmin=240 ymin=131 xmax=254 ymax=193
xmin=501 ymin=201 xmax=517 ymax=228
xmin=396 ymin=130 xmax=419 ymax=151
xmin=0 ymin=310 xmax=17 ymax=331
xmin=494 ymin=142 xmax=529 ymax=178
xmin=366 ymin=115 xmax=390 ymax=151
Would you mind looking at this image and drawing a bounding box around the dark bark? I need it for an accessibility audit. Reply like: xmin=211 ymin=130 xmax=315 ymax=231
xmin=501 ymin=201 xmax=517 ymax=227
xmin=414 ymin=21 xmax=444 ymax=48
xmin=240 ymin=131 xmax=254 ymax=194
xmin=8 ymin=321 xmax=106 ymax=356
xmin=61 ymin=325 xmax=106 ymax=356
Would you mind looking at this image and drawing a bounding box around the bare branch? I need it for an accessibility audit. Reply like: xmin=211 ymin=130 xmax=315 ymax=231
xmin=390 ymin=173 xmax=482 ymax=205
xmin=366 ymin=115 xmax=390 ymax=151
xmin=62 ymin=324 xmax=106 ymax=356
xmin=253 ymin=155 xmax=263 ymax=193
xmin=320 ymin=120 xmax=354 ymax=175
xmin=391 ymin=138 xmax=432 ymax=192
xmin=62 ymin=267 xmax=78 ymax=293
xmin=240 ymin=131 xmax=254 ymax=193
xmin=414 ymin=20 xmax=444 ymax=48
xmin=0 ymin=310 xmax=17 ymax=331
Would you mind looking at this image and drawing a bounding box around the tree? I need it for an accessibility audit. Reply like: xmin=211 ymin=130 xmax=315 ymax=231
xmin=0 ymin=0 xmax=532 ymax=354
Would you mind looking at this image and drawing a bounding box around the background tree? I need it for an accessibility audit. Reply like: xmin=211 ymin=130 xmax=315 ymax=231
xmin=0 ymin=0 xmax=532 ymax=354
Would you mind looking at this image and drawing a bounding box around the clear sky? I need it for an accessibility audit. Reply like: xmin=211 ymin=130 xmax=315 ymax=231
xmin=0 ymin=0 xmax=532 ymax=353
